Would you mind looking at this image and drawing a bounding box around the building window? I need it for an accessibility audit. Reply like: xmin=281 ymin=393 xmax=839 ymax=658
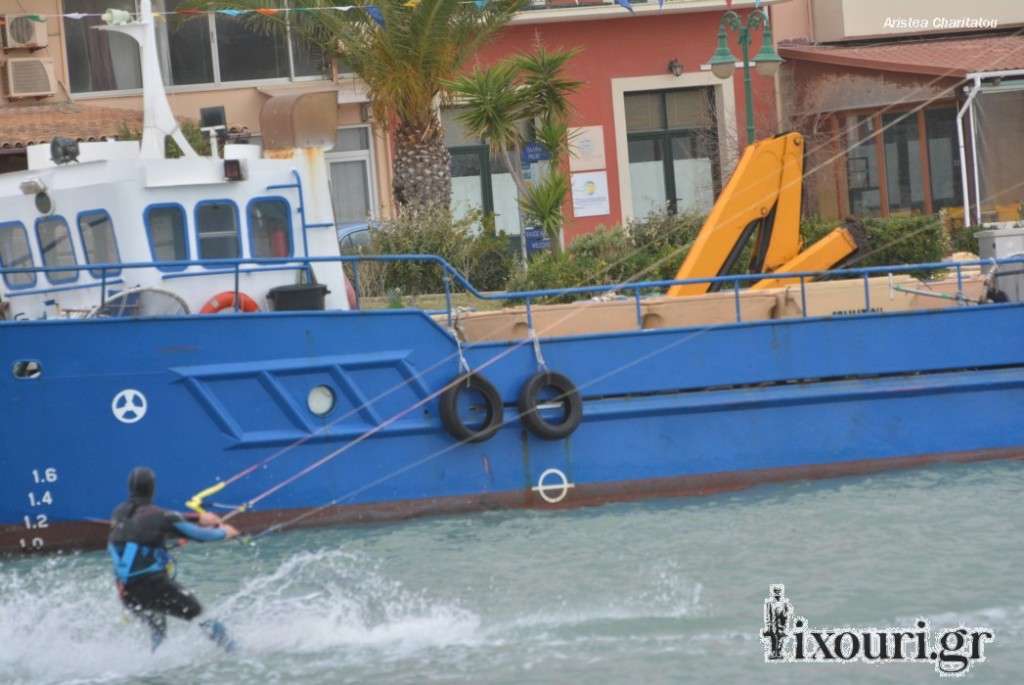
xmin=882 ymin=111 xmax=925 ymax=215
xmin=65 ymin=0 xmax=328 ymax=94
xmin=0 ymin=222 xmax=35 ymax=288
xmin=840 ymin=106 xmax=961 ymax=220
xmin=36 ymin=218 xmax=78 ymax=284
xmin=145 ymin=205 xmax=189 ymax=269
xmin=328 ymin=127 xmax=378 ymax=229
xmin=845 ymin=114 xmax=882 ymax=217
xmin=925 ymin=108 xmax=963 ymax=214
xmin=249 ymin=199 xmax=292 ymax=258
xmin=65 ymin=1 xmax=142 ymax=94
xmin=196 ymin=201 xmax=240 ymax=261
xmin=78 ymin=211 xmax=121 ymax=277
xmin=625 ymin=88 xmax=719 ymax=216
xmin=443 ymin=107 xmax=523 ymax=237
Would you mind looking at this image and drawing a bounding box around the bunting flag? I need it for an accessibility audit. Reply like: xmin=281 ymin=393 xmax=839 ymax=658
xmin=365 ymin=6 xmax=386 ymax=28
xmin=755 ymin=0 xmax=762 ymax=7
xmin=725 ymin=0 xmax=733 ymax=8
xmin=0 ymin=3 xmax=684 ymax=25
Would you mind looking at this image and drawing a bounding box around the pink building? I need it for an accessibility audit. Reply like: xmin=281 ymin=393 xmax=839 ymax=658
xmin=1 ymin=1 xmax=784 ymax=247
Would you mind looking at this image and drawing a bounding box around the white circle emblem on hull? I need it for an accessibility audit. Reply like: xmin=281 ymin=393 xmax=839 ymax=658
xmin=532 ymin=468 xmax=575 ymax=504
xmin=112 ymin=389 xmax=148 ymax=424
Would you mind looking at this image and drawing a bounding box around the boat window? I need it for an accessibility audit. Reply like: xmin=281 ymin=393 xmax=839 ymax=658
xmin=249 ymin=199 xmax=292 ymax=258
xmin=78 ymin=211 xmax=122 ymax=278
xmin=196 ymin=201 xmax=240 ymax=262
xmin=146 ymin=205 xmax=189 ymax=270
xmin=36 ymin=218 xmax=78 ymax=284
xmin=12 ymin=360 xmax=42 ymax=379
xmin=0 ymin=222 xmax=36 ymax=288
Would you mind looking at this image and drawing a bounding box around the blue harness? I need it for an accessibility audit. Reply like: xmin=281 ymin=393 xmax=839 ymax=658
xmin=108 ymin=542 xmax=174 ymax=581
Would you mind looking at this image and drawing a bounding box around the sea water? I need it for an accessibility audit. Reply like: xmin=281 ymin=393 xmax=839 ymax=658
xmin=1 ymin=460 xmax=1022 ymax=684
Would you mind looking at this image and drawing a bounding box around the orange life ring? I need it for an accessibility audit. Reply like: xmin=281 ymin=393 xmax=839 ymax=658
xmin=199 ymin=291 xmax=260 ymax=314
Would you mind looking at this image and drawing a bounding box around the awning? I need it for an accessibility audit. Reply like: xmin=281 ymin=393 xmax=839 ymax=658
xmin=779 ymin=33 xmax=1024 ymax=78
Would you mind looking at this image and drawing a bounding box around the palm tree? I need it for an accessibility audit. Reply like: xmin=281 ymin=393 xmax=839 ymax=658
xmin=179 ymin=0 xmax=525 ymax=212
xmin=446 ymin=41 xmax=581 ymax=254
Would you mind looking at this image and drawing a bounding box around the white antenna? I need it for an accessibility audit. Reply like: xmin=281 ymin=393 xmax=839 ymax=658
xmin=99 ymin=1 xmax=197 ymax=159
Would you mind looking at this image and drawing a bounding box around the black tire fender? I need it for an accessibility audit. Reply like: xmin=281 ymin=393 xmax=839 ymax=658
xmin=517 ymin=371 xmax=583 ymax=441
xmin=439 ymin=372 xmax=504 ymax=443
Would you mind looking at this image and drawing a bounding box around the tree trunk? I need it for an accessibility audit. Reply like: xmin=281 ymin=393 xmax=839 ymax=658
xmin=392 ymin=120 xmax=452 ymax=213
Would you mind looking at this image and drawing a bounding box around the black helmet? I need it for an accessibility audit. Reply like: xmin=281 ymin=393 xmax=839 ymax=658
xmin=128 ymin=466 xmax=156 ymax=499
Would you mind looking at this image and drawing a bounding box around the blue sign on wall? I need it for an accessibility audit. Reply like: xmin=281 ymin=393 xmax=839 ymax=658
xmin=520 ymin=142 xmax=551 ymax=164
xmin=525 ymin=227 xmax=550 ymax=254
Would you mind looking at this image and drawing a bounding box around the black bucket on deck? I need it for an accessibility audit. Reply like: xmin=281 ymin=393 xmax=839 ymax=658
xmin=267 ymin=283 xmax=330 ymax=311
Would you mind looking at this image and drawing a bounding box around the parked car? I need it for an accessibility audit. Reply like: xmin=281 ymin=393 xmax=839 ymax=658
xmin=336 ymin=221 xmax=373 ymax=255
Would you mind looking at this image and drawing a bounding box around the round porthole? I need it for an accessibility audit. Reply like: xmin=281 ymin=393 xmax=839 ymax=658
xmin=307 ymin=385 xmax=336 ymax=416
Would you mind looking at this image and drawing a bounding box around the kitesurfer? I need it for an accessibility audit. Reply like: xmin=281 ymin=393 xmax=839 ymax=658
xmin=108 ymin=466 xmax=240 ymax=652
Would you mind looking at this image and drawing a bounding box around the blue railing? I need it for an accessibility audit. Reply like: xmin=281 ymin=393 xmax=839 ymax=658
xmin=1 ymin=253 xmax=1018 ymax=328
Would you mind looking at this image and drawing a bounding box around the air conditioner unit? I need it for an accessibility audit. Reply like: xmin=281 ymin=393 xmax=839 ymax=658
xmin=3 ymin=15 xmax=49 ymax=50
xmin=3 ymin=58 xmax=57 ymax=98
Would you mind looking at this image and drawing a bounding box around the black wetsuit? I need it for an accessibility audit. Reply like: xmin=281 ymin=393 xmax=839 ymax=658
xmin=108 ymin=495 xmax=232 ymax=651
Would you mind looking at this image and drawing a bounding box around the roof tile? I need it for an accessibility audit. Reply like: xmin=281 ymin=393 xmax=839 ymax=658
xmin=779 ymin=33 xmax=1024 ymax=78
xmin=0 ymin=102 xmax=144 ymax=149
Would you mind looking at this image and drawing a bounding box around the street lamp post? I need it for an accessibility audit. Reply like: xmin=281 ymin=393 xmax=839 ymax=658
xmin=707 ymin=9 xmax=783 ymax=145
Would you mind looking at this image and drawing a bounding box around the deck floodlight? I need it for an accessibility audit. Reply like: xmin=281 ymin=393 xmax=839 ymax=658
xmin=200 ymin=106 xmax=228 ymax=159
xmin=19 ymin=178 xmax=46 ymax=195
xmin=51 ymin=137 xmax=81 ymax=165
xmin=200 ymin=106 xmax=227 ymax=130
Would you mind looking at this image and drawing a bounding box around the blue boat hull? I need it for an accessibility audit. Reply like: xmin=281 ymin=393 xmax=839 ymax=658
xmin=3 ymin=303 xmax=1024 ymax=553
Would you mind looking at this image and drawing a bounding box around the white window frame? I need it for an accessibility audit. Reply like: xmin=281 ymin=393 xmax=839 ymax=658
xmin=612 ymin=72 xmax=736 ymax=221
xmin=326 ymin=125 xmax=379 ymax=226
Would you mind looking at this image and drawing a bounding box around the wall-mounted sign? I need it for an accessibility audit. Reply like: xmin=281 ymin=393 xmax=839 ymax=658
xmin=571 ymin=171 xmax=610 ymax=218
xmin=520 ymin=141 xmax=552 ymax=164
xmin=524 ymin=227 xmax=551 ymax=254
xmin=569 ymin=126 xmax=606 ymax=172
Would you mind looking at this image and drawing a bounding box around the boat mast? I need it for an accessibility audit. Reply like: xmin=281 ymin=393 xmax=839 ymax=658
xmin=98 ymin=0 xmax=197 ymax=159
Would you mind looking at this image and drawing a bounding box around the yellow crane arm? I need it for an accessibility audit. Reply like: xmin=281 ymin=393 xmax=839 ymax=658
xmin=668 ymin=132 xmax=807 ymax=297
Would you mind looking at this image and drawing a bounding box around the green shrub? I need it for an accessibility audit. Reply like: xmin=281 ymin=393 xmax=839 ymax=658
xmin=116 ymin=120 xmax=211 ymax=157
xmin=361 ymin=208 xmax=954 ymax=298
xmin=799 ymin=214 xmax=949 ymax=278
xmin=950 ymin=225 xmax=986 ymax=256
xmin=799 ymin=216 xmax=839 ymax=246
xmin=504 ymin=250 xmax=601 ymax=303
xmin=506 ymin=211 xmax=710 ymax=300
xmin=461 ymin=221 xmax=518 ymax=291
xmin=358 ymin=208 xmax=516 ymax=296
xmin=857 ymin=215 xmax=949 ymax=277
xmin=623 ymin=210 xmax=706 ymax=281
